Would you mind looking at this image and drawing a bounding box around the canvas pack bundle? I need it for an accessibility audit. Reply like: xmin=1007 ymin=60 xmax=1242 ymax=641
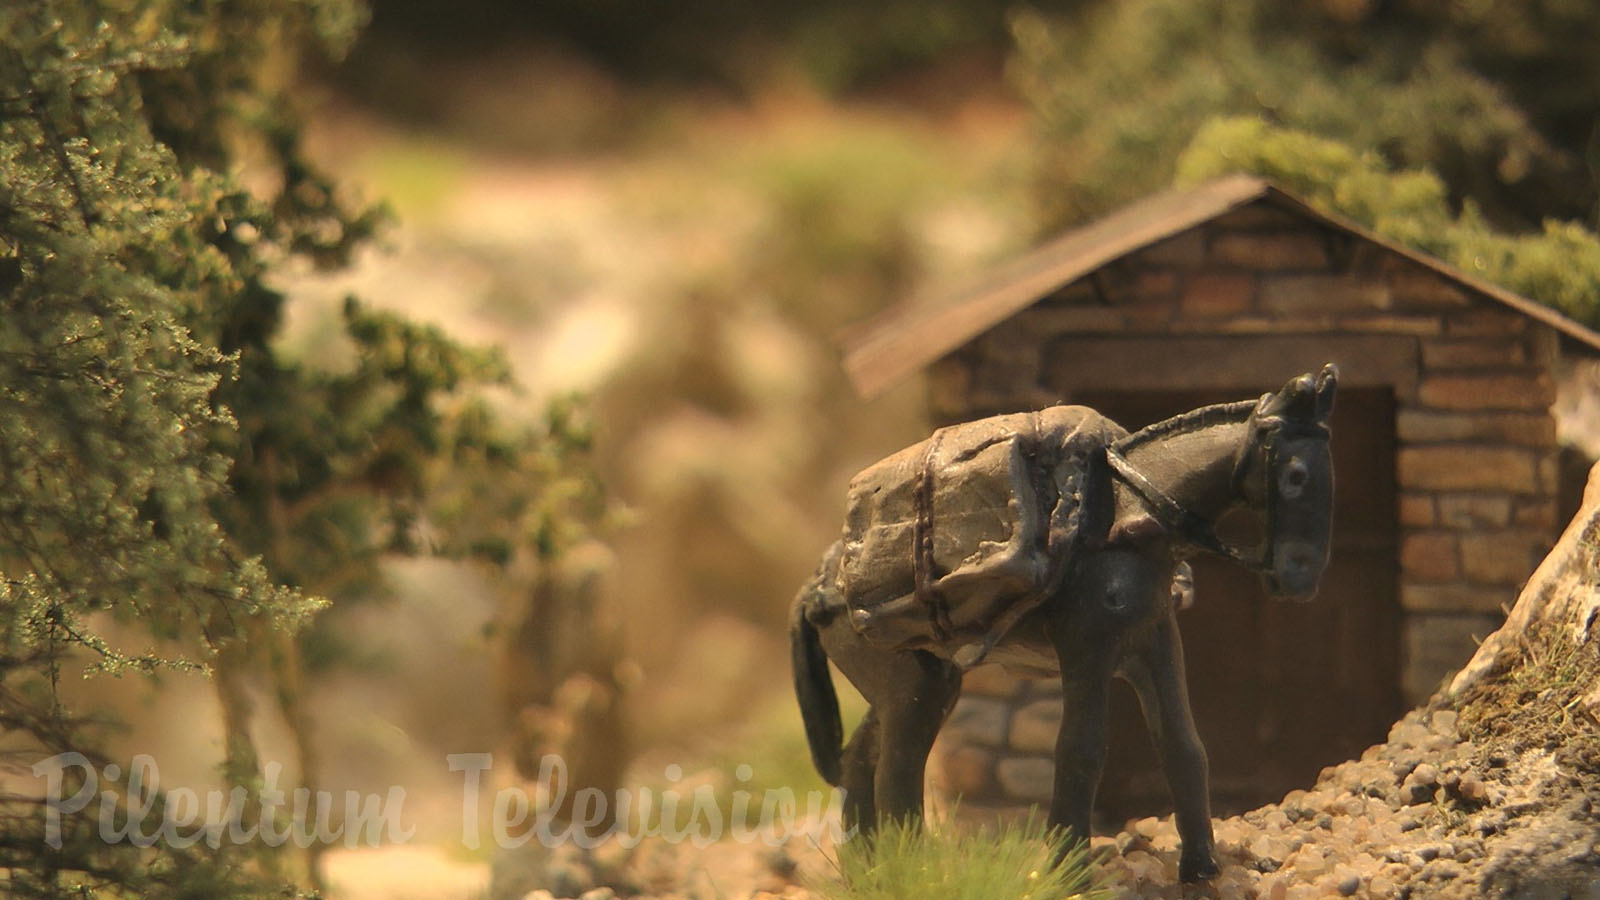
xmin=836 ymin=405 xmax=1122 ymax=666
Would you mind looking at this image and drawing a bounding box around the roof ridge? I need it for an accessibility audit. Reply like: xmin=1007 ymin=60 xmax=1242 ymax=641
xmin=840 ymin=176 xmax=1600 ymax=400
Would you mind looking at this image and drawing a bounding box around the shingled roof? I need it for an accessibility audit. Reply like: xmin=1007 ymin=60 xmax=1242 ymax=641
xmin=842 ymin=174 xmax=1600 ymax=399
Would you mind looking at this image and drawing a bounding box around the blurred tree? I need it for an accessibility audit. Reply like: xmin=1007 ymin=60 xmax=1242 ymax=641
xmin=350 ymin=0 xmax=1087 ymax=93
xmin=1009 ymin=0 xmax=1590 ymax=232
xmin=0 ymin=1 xmax=611 ymax=895
xmin=1323 ymin=0 xmax=1600 ymax=223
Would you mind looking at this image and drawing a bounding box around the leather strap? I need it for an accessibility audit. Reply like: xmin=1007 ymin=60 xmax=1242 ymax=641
xmin=1104 ymin=446 xmax=1267 ymax=571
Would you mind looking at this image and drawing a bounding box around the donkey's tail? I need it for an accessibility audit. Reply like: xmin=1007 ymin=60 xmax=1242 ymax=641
xmin=791 ymin=550 xmax=844 ymax=787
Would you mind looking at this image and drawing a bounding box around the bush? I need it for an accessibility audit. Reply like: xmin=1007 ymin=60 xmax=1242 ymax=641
xmin=1176 ymin=115 xmax=1600 ymax=330
xmin=1009 ymin=0 xmax=1563 ymax=233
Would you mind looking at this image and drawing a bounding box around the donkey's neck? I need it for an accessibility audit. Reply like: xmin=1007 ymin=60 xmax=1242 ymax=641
xmin=1114 ymin=417 xmax=1252 ymax=524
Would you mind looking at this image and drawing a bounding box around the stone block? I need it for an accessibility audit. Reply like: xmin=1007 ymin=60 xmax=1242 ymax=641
xmin=1387 ymin=269 xmax=1472 ymax=308
xmin=974 ymin=343 xmax=1040 ymax=393
xmin=1259 ymin=274 xmax=1390 ymax=315
xmin=1400 ymin=532 xmax=1459 ymax=582
xmin=1436 ymin=494 xmax=1512 ymax=529
xmin=938 ymin=745 xmax=996 ymax=798
xmin=1401 ymin=612 xmax=1505 ymax=705
xmin=1399 ymin=583 xmax=1511 ymax=613
xmin=961 ymin=663 xmax=1025 ymax=698
xmin=1129 ymin=270 xmax=1179 ymax=301
xmin=1339 ymin=314 xmax=1443 ymax=335
xmin=1021 ymin=305 xmax=1126 ymax=334
xmin=1179 ymin=272 xmax=1255 ymax=318
xmin=995 ymin=756 xmax=1056 ymax=804
xmin=1512 ymin=498 xmax=1559 ymax=532
xmin=1009 ymin=698 xmax=1062 ymax=754
xmin=1421 ymin=340 xmax=1525 ymax=369
xmin=945 ymin=696 xmax=1010 ymax=747
xmin=1120 ymin=296 xmax=1176 ymax=330
xmin=1211 ymin=231 xmax=1331 ymax=270
xmin=927 ymin=358 xmax=974 ymax=420
xmin=1398 ymin=493 xmax=1435 ymax=528
xmin=1418 ymin=372 xmax=1553 ymax=411
xmin=1135 ymin=230 xmax=1207 ymax=267
xmin=1202 ymin=316 xmax=1285 ymax=334
xmin=1020 ymin=677 xmax=1062 ymax=698
xmin=1445 ymin=309 xmax=1525 ymax=337
xmin=1459 ymin=533 xmax=1545 ymax=586
xmin=1397 ymin=447 xmax=1540 ymax=493
xmin=1525 ymin=326 xmax=1559 ymax=367
xmin=1395 ymin=410 xmax=1556 ymax=447
xmin=1209 ymin=205 xmax=1308 ymax=230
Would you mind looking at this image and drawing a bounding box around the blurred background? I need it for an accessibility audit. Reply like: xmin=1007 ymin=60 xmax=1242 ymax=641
xmin=12 ymin=0 xmax=1600 ymax=897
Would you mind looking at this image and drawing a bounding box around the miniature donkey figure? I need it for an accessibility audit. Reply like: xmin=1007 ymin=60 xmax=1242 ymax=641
xmin=791 ymin=366 xmax=1337 ymax=882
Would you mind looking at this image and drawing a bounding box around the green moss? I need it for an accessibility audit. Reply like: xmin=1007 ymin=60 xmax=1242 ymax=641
xmin=1176 ymin=115 xmax=1600 ymax=330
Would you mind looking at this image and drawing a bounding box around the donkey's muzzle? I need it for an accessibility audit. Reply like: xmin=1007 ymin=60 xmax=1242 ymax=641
xmin=1264 ymin=540 xmax=1327 ymax=602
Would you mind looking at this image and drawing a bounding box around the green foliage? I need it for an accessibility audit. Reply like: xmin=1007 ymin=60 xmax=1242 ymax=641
xmin=1176 ymin=116 xmax=1600 ymax=329
xmin=0 ymin=1 xmax=356 ymax=893
xmin=0 ymin=0 xmax=609 ymax=896
xmin=1010 ymin=0 xmax=1562 ymax=232
xmin=816 ymin=815 xmax=1109 ymax=900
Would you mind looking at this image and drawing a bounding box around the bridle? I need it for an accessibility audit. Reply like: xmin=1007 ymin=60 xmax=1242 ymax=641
xmin=1104 ymin=414 xmax=1329 ymax=574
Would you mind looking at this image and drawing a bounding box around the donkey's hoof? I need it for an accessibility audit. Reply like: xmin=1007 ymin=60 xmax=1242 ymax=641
xmin=1179 ymin=853 xmax=1220 ymax=883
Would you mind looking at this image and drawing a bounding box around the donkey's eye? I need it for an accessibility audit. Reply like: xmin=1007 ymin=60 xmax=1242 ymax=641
xmin=1279 ymin=458 xmax=1309 ymax=499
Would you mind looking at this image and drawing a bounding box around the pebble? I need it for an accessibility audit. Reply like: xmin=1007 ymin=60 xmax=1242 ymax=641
xmin=1430 ymin=710 xmax=1458 ymax=737
xmin=764 ymin=848 xmax=797 ymax=878
xmin=1288 ymin=848 xmax=1327 ymax=877
xmin=1455 ymin=774 xmax=1489 ymax=803
xmin=1334 ymin=867 xmax=1361 ymax=896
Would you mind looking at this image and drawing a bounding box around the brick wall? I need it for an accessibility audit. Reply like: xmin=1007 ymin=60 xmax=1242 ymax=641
xmin=924 ymin=200 xmax=1565 ymax=815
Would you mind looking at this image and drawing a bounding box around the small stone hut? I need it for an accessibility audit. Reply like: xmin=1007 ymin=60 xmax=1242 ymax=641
xmin=840 ymin=175 xmax=1600 ymax=826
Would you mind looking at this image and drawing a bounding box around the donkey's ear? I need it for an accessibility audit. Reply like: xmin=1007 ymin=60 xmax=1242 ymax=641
xmin=1108 ymin=513 xmax=1166 ymax=546
xmin=1315 ymin=363 xmax=1339 ymax=420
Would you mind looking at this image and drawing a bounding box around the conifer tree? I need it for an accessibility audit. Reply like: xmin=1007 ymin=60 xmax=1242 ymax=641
xmin=0 ymin=2 xmax=609 ymax=895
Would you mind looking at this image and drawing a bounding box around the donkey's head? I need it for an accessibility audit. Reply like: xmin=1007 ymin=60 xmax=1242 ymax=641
xmin=1235 ymin=364 xmax=1338 ymax=601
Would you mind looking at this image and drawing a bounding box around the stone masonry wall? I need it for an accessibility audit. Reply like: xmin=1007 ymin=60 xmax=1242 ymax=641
xmin=924 ymin=200 xmax=1565 ymax=817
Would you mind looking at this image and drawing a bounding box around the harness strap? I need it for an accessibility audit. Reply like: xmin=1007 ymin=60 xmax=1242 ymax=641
xmin=912 ymin=430 xmax=953 ymax=641
xmin=1104 ymin=446 xmax=1267 ymax=571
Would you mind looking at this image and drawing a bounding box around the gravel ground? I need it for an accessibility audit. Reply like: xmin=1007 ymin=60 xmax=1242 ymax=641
xmin=488 ymin=701 xmax=1599 ymax=900
xmin=1094 ymin=706 xmax=1599 ymax=899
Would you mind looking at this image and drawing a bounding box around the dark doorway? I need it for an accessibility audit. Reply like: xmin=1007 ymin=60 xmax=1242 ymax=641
xmin=1071 ymin=387 xmax=1402 ymax=824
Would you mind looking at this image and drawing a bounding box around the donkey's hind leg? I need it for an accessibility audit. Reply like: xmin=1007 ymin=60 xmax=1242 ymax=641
xmin=818 ymin=618 xmax=961 ymax=832
xmin=870 ymin=651 xmax=961 ymax=827
xmin=838 ymin=707 xmax=879 ymax=830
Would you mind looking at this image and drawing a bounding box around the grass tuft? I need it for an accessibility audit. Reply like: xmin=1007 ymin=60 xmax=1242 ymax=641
xmin=814 ymin=814 xmax=1111 ymax=900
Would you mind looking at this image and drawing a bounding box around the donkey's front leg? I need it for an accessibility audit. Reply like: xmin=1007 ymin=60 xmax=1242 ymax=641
xmin=1124 ymin=613 xmax=1219 ymax=882
xmin=1047 ymin=654 xmax=1114 ymax=853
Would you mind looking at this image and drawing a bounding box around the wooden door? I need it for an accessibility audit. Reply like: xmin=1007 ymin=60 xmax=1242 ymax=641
xmin=1073 ymin=387 xmax=1402 ymax=823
